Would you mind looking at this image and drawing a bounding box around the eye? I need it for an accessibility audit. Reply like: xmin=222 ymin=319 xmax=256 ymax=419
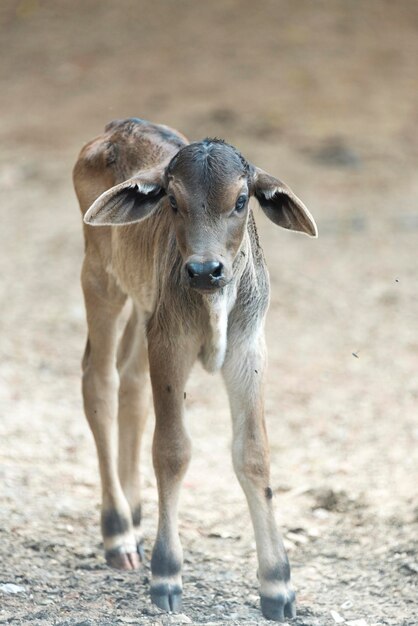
xmin=168 ymin=195 xmax=178 ymax=213
xmin=234 ymin=194 xmax=247 ymax=214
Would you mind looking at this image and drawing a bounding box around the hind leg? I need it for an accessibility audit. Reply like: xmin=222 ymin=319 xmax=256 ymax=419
xmin=81 ymin=257 xmax=139 ymax=570
xmin=117 ymin=305 xmax=150 ymax=561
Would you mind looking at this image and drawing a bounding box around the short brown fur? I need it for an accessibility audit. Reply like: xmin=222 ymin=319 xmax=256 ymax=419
xmin=73 ymin=118 xmax=317 ymax=621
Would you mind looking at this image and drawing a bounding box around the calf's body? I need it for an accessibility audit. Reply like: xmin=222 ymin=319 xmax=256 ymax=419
xmin=73 ymin=117 xmax=317 ymax=621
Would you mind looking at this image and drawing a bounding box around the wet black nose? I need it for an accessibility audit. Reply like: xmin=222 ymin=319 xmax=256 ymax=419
xmin=186 ymin=260 xmax=224 ymax=290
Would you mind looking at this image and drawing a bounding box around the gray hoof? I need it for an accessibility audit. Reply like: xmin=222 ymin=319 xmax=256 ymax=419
xmin=260 ymin=592 xmax=296 ymax=622
xmin=151 ymin=583 xmax=182 ymax=612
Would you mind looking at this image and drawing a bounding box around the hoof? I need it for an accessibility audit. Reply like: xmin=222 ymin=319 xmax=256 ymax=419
xmin=151 ymin=583 xmax=182 ymax=612
xmin=105 ymin=546 xmax=141 ymax=570
xmin=260 ymin=592 xmax=296 ymax=622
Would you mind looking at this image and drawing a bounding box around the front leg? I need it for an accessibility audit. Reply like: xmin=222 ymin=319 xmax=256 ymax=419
xmin=222 ymin=330 xmax=296 ymax=622
xmin=148 ymin=334 xmax=197 ymax=613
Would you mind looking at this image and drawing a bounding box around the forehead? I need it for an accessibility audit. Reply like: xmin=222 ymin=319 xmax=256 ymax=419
xmin=166 ymin=140 xmax=249 ymax=200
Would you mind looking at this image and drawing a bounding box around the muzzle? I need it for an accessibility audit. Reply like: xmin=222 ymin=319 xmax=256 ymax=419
xmin=185 ymin=259 xmax=226 ymax=291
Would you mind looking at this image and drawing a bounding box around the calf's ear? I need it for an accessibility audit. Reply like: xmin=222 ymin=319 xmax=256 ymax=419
xmin=252 ymin=168 xmax=318 ymax=237
xmin=84 ymin=171 xmax=166 ymax=226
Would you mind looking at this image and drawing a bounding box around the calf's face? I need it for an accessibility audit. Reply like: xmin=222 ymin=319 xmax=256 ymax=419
xmin=84 ymin=140 xmax=317 ymax=292
xmin=164 ymin=141 xmax=251 ymax=292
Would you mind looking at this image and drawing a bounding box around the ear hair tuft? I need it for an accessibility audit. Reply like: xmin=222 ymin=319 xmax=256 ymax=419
xmin=84 ymin=176 xmax=166 ymax=226
xmin=262 ymin=187 xmax=286 ymax=200
xmin=134 ymin=182 xmax=161 ymax=195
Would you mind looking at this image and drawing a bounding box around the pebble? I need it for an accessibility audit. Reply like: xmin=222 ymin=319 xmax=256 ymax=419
xmin=171 ymin=615 xmax=192 ymax=624
xmin=0 ymin=583 xmax=25 ymax=594
xmin=287 ymin=531 xmax=309 ymax=545
xmin=283 ymin=538 xmax=296 ymax=551
xmin=400 ymin=561 xmax=418 ymax=575
xmin=330 ymin=610 xmax=345 ymax=623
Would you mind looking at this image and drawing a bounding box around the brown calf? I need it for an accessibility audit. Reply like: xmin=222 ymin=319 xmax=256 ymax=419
xmin=73 ymin=118 xmax=317 ymax=622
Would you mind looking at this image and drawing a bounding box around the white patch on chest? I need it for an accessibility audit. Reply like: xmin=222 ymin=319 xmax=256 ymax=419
xmin=200 ymin=289 xmax=235 ymax=373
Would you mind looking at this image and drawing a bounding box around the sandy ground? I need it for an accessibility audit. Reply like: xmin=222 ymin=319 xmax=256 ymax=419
xmin=0 ymin=1 xmax=417 ymax=625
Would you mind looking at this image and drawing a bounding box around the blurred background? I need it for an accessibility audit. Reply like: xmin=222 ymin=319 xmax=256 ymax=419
xmin=0 ymin=1 xmax=417 ymax=625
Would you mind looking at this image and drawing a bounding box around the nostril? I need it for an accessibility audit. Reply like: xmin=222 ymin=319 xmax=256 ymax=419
xmin=186 ymin=262 xmax=199 ymax=278
xmin=209 ymin=262 xmax=223 ymax=278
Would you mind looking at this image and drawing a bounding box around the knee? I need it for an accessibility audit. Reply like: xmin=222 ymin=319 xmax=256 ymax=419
xmin=82 ymin=365 xmax=119 ymax=407
xmin=232 ymin=440 xmax=269 ymax=482
xmin=153 ymin=430 xmax=192 ymax=478
xmin=118 ymin=371 xmax=148 ymax=401
xmin=83 ymin=360 xmax=118 ymax=386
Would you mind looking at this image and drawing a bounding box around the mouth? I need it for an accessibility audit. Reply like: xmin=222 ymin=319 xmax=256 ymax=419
xmin=190 ymin=281 xmax=227 ymax=294
xmin=193 ymin=271 xmax=230 ymax=289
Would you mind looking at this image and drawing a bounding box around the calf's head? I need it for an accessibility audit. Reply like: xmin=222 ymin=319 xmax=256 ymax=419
xmin=84 ymin=140 xmax=317 ymax=292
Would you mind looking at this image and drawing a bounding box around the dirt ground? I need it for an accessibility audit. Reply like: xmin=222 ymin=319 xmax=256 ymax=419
xmin=0 ymin=1 xmax=417 ymax=625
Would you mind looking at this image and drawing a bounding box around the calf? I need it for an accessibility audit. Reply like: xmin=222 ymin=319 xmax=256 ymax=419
xmin=73 ymin=117 xmax=317 ymax=622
